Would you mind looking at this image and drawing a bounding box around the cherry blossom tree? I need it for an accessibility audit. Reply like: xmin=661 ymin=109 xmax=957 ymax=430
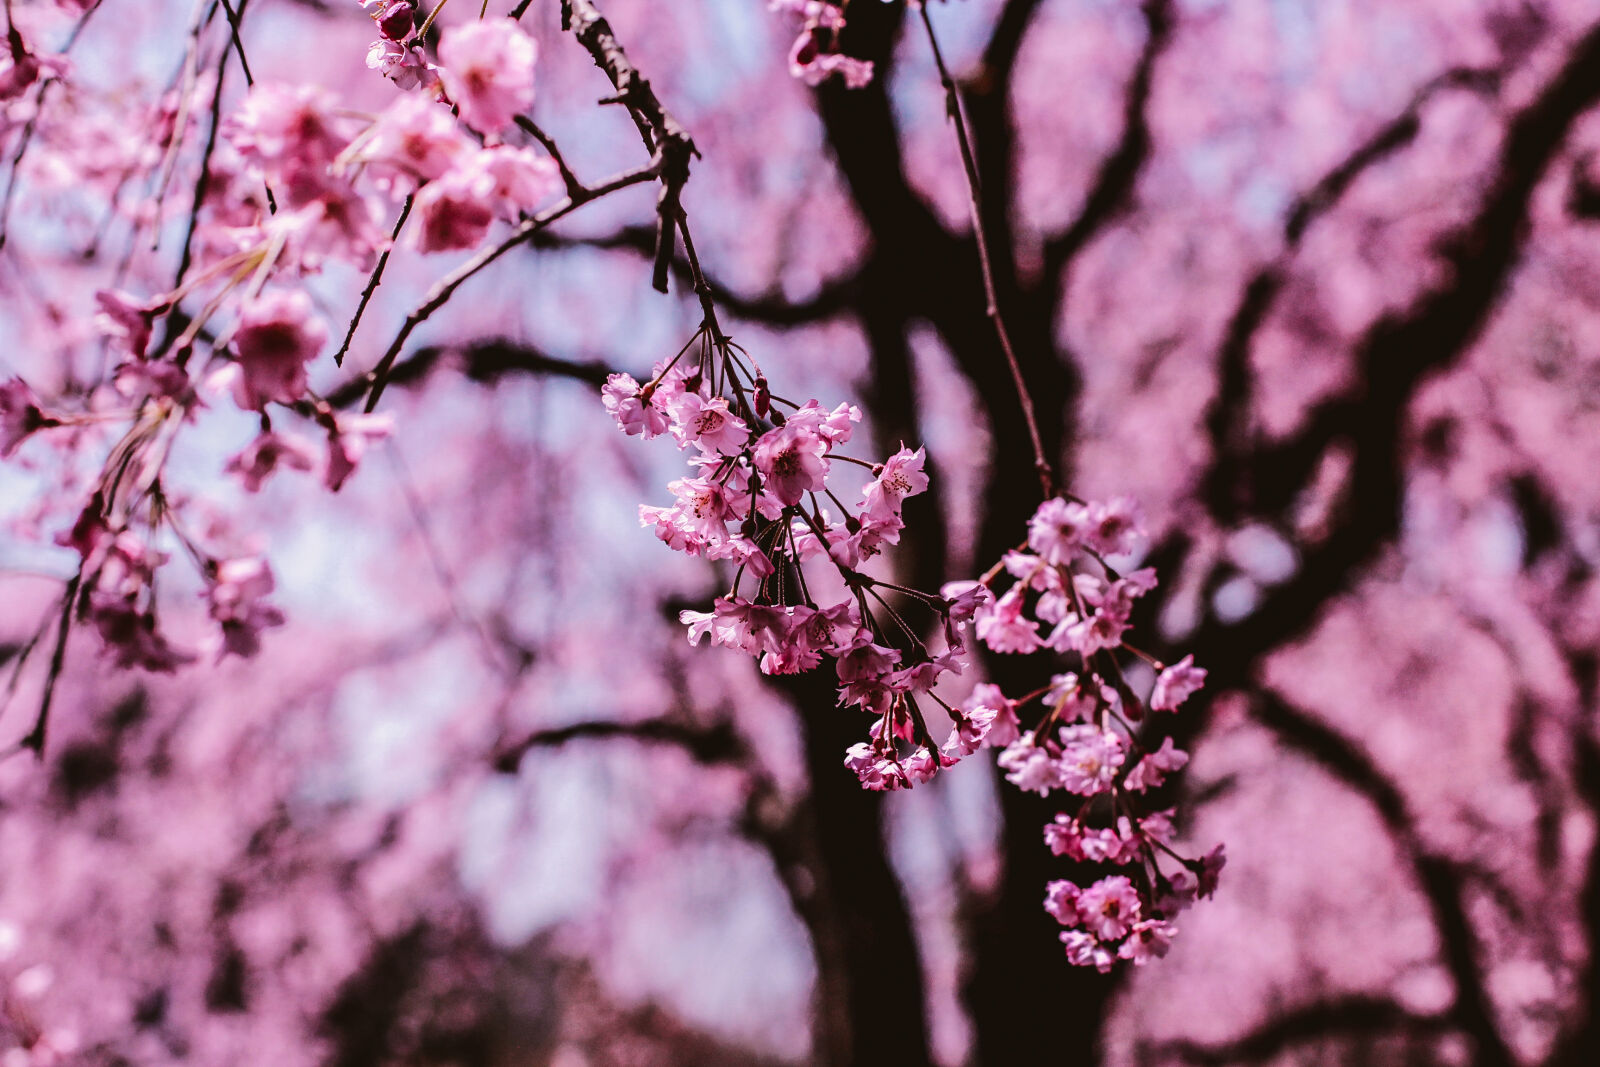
xmin=1 ymin=1 xmax=1598 ymax=1065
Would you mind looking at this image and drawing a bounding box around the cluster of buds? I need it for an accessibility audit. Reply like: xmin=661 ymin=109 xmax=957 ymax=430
xmin=768 ymin=0 xmax=876 ymax=88
xmin=360 ymin=0 xmax=436 ymax=91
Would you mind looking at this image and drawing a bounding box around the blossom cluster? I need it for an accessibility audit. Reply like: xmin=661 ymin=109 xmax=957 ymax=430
xmin=604 ymin=328 xmax=1225 ymax=969
xmin=2 ymin=15 xmax=555 ymax=675
xmin=603 ymin=332 xmax=1012 ymax=781
xmin=959 ymin=497 xmax=1221 ymax=969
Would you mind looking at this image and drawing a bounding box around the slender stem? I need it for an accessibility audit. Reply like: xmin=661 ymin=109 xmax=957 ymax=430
xmin=19 ymin=571 xmax=82 ymax=758
xmin=364 ymin=156 xmax=664 ymax=413
xmin=335 ymin=194 xmax=414 ymax=367
xmin=917 ymin=4 xmax=1055 ymax=499
xmin=216 ymin=0 xmax=255 ymax=86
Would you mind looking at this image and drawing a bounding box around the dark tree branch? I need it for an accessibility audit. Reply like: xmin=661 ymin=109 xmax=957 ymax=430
xmin=965 ymin=0 xmax=1047 ymax=314
xmin=1164 ymin=20 xmax=1600 ymax=696
xmin=1039 ymin=0 xmax=1176 ymax=292
xmin=491 ymin=715 xmax=746 ymax=775
xmin=1251 ymin=689 xmax=1512 ymax=1067
xmin=1202 ymin=65 xmax=1500 ymax=523
xmin=564 ymin=0 xmax=698 ymax=294
xmin=526 ymin=226 xmax=861 ymax=326
xmin=1147 ymin=995 xmax=1452 ymax=1066
xmin=328 ymin=338 xmax=613 ymax=410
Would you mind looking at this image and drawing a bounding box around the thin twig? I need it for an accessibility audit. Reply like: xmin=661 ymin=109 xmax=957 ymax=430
xmin=335 ymin=194 xmax=414 ymax=367
xmin=918 ymin=3 xmax=1054 ymax=499
xmin=363 ymin=156 xmax=663 ymax=412
xmin=216 ymin=0 xmax=255 ymax=86
xmin=18 ymin=571 xmax=82 ymax=758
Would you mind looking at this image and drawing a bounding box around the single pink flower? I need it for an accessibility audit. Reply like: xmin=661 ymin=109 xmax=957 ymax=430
xmin=1151 ymin=654 xmax=1207 ymax=711
xmin=206 ymin=557 xmax=286 ymax=660
xmin=324 ymin=413 xmax=392 ymax=491
xmin=225 ymin=431 xmax=318 ymax=492
xmin=1077 ymin=875 xmax=1141 ymax=941
xmin=752 ymin=422 xmax=828 ymax=506
xmin=1 ymin=378 xmax=58 ymax=458
xmin=362 ymin=94 xmax=471 ymax=191
xmin=1118 ymin=920 xmax=1176 ymax=964
xmin=862 ymin=445 xmax=929 ymax=520
xmin=1044 ymin=880 xmax=1082 ymax=926
xmin=412 ymin=171 xmax=495 ymax=253
xmin=230 ymin=291 xmax=327 ymax=410
xmin=974 ymin=588 xmax=1040 ymax=654
xmin=437 ymin=18 xmax=537 ymax=134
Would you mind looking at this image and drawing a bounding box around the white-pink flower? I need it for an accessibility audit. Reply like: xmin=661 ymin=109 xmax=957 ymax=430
xmin=1150 ymin=654 xmax=1207 ymax=711
xmin=1055 ymin=725 xmax=1125 ymax=796
xmin=324 ymin=413 xmax=393 ymax=492
xmin=974 ymin=588 xmax=1040 ymax=654
xmin=670 ymin=391 xmax=749 ymax=456
xmin=412 ymin=170 xmax=495 ymax=253
xmin=1027 ymin=497 xmax=1092 ymax=565
xmin=361 ymin=94 xmax=470 ymax=190
xmin=225 ymin=431 xmax=318 ymax=493
xmin=862 ymin=445 xmax=928 ymax=520
xmin=206 ymin=557 xmax=286 ymax=660
xmin=1077 ymin=875 xmax=1141 ymax=941
xmin=752 ymin=422 xmax=828 ymax=506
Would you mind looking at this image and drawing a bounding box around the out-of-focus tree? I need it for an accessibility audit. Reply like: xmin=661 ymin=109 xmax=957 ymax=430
xmin=1 ymin=1 xmax=1599 ymax=1066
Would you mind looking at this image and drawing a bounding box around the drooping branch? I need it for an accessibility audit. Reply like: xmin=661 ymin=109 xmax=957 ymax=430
xmin=490 ymin=715 xmax=746 ymax=774
xmin=562 ymin=0 xmax=698 ymax=294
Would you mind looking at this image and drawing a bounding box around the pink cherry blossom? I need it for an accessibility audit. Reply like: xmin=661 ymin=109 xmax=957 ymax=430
xmin=206 ymin=557 xmax=286 ymax=660
xmin=997 ymin=733 xmax=1063 ymax=795
xmin=669 ymin=391 xmax=749 ymax=456
xmin=1 ymin=378 xmax=56 ymax=457
xmin=1151 ymin=654 xmax=1207 ymax=711
xmin=1083 ymin=496 xmax=1145 ymax=557
xmin=1055 ymin=725 xmax=1126 ymax=796
xmin=229 ymin=291 xmax=327 ymax=411
xmin=437 ymin=18 xmax=537 ymax=135
xmin=1059 ymin=929 xmax=1116 ymax=973
xmin=360 ymin=93 xmax=470 ymax=191
xmin=225 ymin=431 xmax=319 ymax=493
xmin=324 ymin=413 xmax=393 ymax=491
xmin=751 ymin=421 xmax=828 ymax=506
xmin=1123 ymin=736 xmax=1190 ymax=792
xmin=1118 ymin=920 xmax=1176 ymax=964
xmin=1043 ymin=880 xmax=1082 ymax=926
xmin=413 ymin=170 xmax=496 ymax=253
xmin=1076 ymin=875 xmax=1141 ymax=941
xmin=602 ymin=373 xmax=670 ymax=439
xmin=862 ymin=446 xmax=929 ymax=519
xmin=974 ymin=588 xmax=1040 ymax=654
xmin=1027 ymin=497 xmax=1092 ymax=565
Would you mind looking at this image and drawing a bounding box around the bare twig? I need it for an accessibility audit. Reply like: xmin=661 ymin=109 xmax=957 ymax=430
xmin=917 ymin=4 xmax=1053 ymax=498
xmin=334 ymin=194 xmax=414 ymax=367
